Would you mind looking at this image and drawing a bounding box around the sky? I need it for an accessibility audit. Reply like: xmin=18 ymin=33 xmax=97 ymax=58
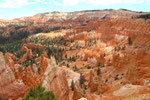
xmin=0 ymin=0 xmax=150 ymax=20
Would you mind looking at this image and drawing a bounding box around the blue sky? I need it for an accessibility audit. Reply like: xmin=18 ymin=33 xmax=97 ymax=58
xmin=0 ymin=0 xmax=150 ymax=20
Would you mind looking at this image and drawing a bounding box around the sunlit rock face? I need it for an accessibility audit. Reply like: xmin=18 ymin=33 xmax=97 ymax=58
xmin=42 ymin=57 xmax=69 ymax=100
xmin=0 ymin=53 xmax=26 ymax=100
xmin=0 ymin=51 xmax=70 ymax=100
xmin=49 ymin=69 xmax=69 ymax=100
xmin=73 ymin=84 xmax=83 ymax=100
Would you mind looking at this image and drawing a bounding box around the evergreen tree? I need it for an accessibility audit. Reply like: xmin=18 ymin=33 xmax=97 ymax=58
xmin=118 ymin=46 xmax=121 ymax=51
xmin=122 ymin=45 xmax=126 ymax=50
xmin=98 ymin=62 xmax=101 ymax=68
xmin=128 ymin=37 xmax=132 ymax=45
xmin=74 ymin=65 xmax=78 ymax=71
xmin=79 ymin=73 xmax=86 ymax=88
xmin=38 ymin=68 xmax=40 ymax=75
xmin=27 ymin=54 xmax=30 ymax=61
xmin=67 ymin=63 xmax=70 ymax=68
xmin=104 ymin=53 xmax=106 ymax=57
xmin=87 ymin=65 xmax=91 ymax=69
xmin=115 ymin=47 xmax=117 ymax=51
xmin=70 ymin=47 xmax=72 ymax=50
xmin=65 ymin=54 xmax=67 ymax=59
xmin=23 ymin=84 xmax=58 ymax=100
xmin=72 ymin=56 xmax=76 ymax=61
xmin=97 ymin=67 xmax=101 ymax=76
xmin=71 ymin=80 xmax=74 ymax=91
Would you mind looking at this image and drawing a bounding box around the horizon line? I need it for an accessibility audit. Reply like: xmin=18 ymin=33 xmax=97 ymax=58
xmin=1 ymin=8 xmax=150 ymax=21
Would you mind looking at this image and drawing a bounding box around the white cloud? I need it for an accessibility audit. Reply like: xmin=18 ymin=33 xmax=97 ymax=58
xmin=33 ymin=5 xmax=46 ymax=11
xmin=53 ymin=0 xmax=145 ymax=6
xmin=86 ymin=0 xmax=144 ymax=6
xmin=0 ymin=15 xmax=6 ymax=19
xmin=44 ymin=2 xmax=49 ymax=4
xmin=34 ymin=0 xmax=45 ymax=2
xmin=0 ymin=0 xmax=37 ymax=8
xmin=34 ymin=8 xmax=43 ymax=11
xmin=0 ymin=0 xmax=48 ymax=8
xmin=62 ymin=0 xmax=85 ymax=6
xmin=53 ymin=1 xmax=62 ymax=6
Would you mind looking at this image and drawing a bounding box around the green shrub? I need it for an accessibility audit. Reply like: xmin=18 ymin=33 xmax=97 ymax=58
xmin=128 ymin=37 xmax=132 ymax=45
xmin=23 ymin=85 xmax=58 ymax=100
xmin=97 ymin=67 xmax=101 ymax=76
xmin=71 ymin=80 xmax=74 ymax=91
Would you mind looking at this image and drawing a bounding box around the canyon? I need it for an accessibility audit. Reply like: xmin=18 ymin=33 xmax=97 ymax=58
xmin=0 ymin=9 xmax=150 ymax=100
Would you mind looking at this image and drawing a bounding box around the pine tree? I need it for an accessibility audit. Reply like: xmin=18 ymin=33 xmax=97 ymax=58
xmin=128 ymin=37 xmax=132 ymax=45
xmin=122 ymin=45 xmax=126 ymax=50
xmin=27 ymin=54 xmax=30 ymax=61
xmin=98 ymin=62 xmax=101 ymax=68
xmin=71 ymin=80 xmax=74 ymax=91
xmin=74 ymin=65 xmax=78 ymax=71
xmin=38 ymin=68 xmax=40 ymax=75
xmin=65 ymin=54 xmax=67 ymax=59
xmin=87 ymin=65 xmax=91 ymax=69
xmin=115 ymin=47 xmax=117 ymax=51
xmin=23 ymin=84 xmax=58 ymax=100
xmin=67 ymin=63 xmax=70 ymax=68
xmin=70 ymin=47 xmax=72 ymax=50
xmin=97 ymin=67 xmax=101 ymax=76
xmin=72 ymin=56 xmax=76 ymax=61
xmin=79 ymin=73 xmax=85 ymax=88
xmin=104 ymin=53 xmax=106 ymax=57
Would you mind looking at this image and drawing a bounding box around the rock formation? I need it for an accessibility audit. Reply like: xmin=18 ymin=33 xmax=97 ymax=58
xmin=0 ymin=9 xmax=150 ymax=100
xmin=0 ymin=53 xmax=26 ymax=100
xmin=42 ymin=57 xmax=69 ymax=100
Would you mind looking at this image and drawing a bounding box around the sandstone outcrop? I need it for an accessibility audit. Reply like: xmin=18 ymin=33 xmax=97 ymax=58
xmin=73 ymin=83 xmax=83 ymax=100
xmin=49 ymin=69 xmax=69 ymax=100
xmin=42 ymin=57 xmax=69 ymax=100
xmin=0 ymin=47 xmax=70 ymax=100
xmin=0 ymin=53 xmax=26 ymax=100
xmin=88 ymin=70 xmax=104 ymax=94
